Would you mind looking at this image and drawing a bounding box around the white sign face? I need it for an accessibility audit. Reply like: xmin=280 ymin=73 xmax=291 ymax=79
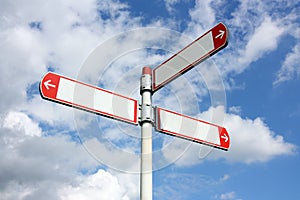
xmin=152 ymin=23 xmax=228 ymax=92
xmin=40 ymin=72 xmax=138 ymax=125
xmin=155 ymin=107 xmax=230 ymax=151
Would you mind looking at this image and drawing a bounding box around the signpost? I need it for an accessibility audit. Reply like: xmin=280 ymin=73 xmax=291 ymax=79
xmin=39 ymin=23 xmax=230 ymax=200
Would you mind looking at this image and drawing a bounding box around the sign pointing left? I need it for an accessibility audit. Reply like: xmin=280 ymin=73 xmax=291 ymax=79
xmin=40 ymin=72 xmax=139 ymax=125
xmin=43 ymin=79 xmax=56 ymax=90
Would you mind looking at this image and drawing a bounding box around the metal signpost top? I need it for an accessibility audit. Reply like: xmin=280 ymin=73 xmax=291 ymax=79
xmin=39 ymin=23 xmax=230 ymax=200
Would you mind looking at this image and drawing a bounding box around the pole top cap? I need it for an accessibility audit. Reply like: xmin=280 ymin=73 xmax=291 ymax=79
xmin=142 ymin=66 xmax=152 ymax=75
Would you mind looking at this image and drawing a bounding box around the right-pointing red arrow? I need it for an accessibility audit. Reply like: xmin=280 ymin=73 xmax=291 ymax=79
xmin=219 ymin=127 xmax=230 ymax=150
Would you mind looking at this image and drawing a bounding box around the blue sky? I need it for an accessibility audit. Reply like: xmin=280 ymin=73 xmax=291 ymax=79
xmin=0 ymin=0 xmax=299 ymax=199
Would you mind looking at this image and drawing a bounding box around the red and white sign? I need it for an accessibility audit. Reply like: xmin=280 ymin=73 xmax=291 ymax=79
xmin=153 ymin=23 xmax=228 ymax=92
xmin=155 ymin=107 xmax=230 ymax=151
xmin=40 ymin=72 xmax=138 ymax=125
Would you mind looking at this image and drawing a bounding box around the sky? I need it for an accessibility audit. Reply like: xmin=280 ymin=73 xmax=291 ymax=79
xmin=0 ymin=0 xmax=299 ymax=199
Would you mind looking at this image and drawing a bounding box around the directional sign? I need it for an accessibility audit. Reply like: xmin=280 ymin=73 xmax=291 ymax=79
xmin=40 ymin=72 xmax=138 ymax=125
xmin=155 ymin=107 xmax=230 ymax=151
xmin=153 ymin=22 xmax=228 ymax=92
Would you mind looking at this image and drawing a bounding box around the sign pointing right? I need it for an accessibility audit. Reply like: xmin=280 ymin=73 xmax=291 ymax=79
xmin=215 ymin=30 xmax=225 ymax=39
xmin=155 ymin=107 xmax=230 ymax=151
xmin=152 ymin=23 xmax=228 ymax=92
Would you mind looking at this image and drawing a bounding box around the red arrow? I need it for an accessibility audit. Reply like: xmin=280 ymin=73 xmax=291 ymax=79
xmin=221 ymin=133 xmax=228 ymax=142
xmin=215 ymin=30 xmax=225 ymax=39
xmin=219 ymin=127 xmax=230 ymax=150
xmin=211 ymin=23 xmax=228 ymax=50
xmin=43 ymin=79 xmax=56 ymax=90
xmin=40 ymin=72 xmax=60 ymax=99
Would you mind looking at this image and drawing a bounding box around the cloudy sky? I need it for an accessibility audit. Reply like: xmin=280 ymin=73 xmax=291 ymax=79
xmin=1 ymin=0 xmax=299 ymax=199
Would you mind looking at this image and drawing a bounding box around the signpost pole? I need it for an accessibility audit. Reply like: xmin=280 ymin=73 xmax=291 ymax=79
xmin=140 ymin=67 xmax=153 ymax=200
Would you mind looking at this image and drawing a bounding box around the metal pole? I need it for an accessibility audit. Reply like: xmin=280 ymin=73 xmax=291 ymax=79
xmin=140 ymin=67 xmax=153 ymax=200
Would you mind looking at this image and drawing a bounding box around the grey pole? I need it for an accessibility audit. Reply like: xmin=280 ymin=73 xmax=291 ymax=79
xmin=140 ymin=67 xmax=153 ymax=200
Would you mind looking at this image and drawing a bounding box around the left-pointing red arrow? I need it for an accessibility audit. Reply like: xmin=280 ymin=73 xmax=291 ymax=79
xmin=43 ymin=79 xmax=56 ymax=90
xmin=40 ymin=72 xmax=60 ymax=99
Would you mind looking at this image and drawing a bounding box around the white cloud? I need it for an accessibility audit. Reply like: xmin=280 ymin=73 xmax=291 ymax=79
xmin=212 ymin=107 xmax=296 ymax=163
xmin=188 ymin=0 xmax=215 ymax=32
xmin=0 ymin=121 xmax=102 ymax=199
xmin=164 ymin=0 xmax=180 ymax=13
xmin=183 ymin=0 xmax=292 ymax=89
xmin=0 ymin=111 xmax=102 ymax=200
xmin=228 ymin=106 xmax=242 ymax=115
xmin=3 ymin=111 xmax=42 ymax=137
xmin=59 ymin=169 xmax=137 ymax=200
xmin=0 ymin=112 xmax=139 ymax=199
xmin=0 ymin=0 xmax=144 ymax=128
xmin=0 ymin=24 xmax=47 ymax=113
xmin=155 ymin=172 xmax=232 ymax=199
xmin=220 ymin=174 xmax=230 ymax=182
xmin=194 ymin=0 xmax=300 ymax=87
xmin=81 ymin=137 xmax=140 ymax=173
xmin=112 ymin=172 xmax=139 ymax=200
xmin=23 ymin=95 xmax=78 ymax=129
xmin=0 ymin=181 xmax=34 ymax=200
xmin=238 ymin=17 xmax=285 ymax=70
xmin=274 ymin=43 xmax=300 ymax=85
xmin=219 ymin=191 xmax=237 ymax=200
